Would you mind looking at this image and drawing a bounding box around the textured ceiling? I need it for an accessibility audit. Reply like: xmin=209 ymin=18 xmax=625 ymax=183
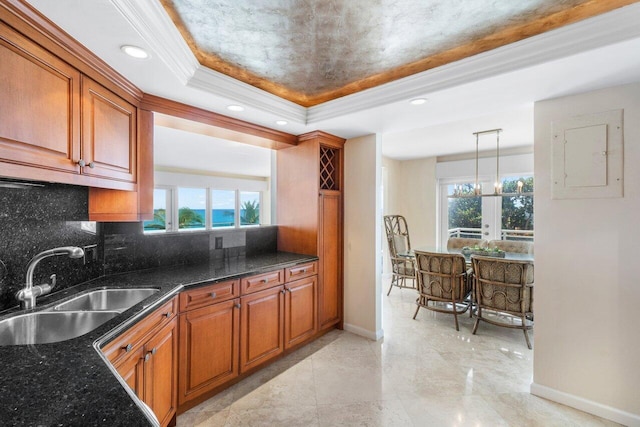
xmin=161 ymin=0 xmax=634 ymax=106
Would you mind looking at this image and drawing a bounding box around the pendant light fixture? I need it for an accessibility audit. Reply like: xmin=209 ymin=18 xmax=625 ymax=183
xmin=451 ymin=128 xmax=533 ymax=198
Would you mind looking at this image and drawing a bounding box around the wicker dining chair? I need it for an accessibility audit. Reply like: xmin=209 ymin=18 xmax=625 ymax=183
xmin=471 ymin=255 xmax=534 ymax=349
xmin=413 ymin=250 xmax=472 ymax=331
xmin=446 ymin=237 xmax=488 ymax=251
xmin=383 ymin=215 xmax=416 ymax=295
xmin=488 ymin=239 xmax=534 ymax=255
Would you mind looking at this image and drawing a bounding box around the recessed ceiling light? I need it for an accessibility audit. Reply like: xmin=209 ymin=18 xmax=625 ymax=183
xmin=120 ymin=45 xmax=149 ymax=59
xmin=409 ymin=98 xmax=427 ymax=105
xmin=275 ymin=120 xmax=288 ymax=126
xmin=227 ymin=105 xmax=245 ymax=112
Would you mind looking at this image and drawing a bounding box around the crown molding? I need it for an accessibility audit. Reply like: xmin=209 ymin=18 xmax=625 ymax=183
xmin=114 ymin=1 xmax=640 ymax=126
xmin=307 ymin=3 xmax=640 ymax=124
xmin=111 ymin=0 xmax=198 ymax=84
xmin=187 ymin=66 xmax=307 ymax=124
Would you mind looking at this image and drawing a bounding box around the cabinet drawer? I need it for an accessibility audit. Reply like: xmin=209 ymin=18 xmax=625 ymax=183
xmin=103 ymin=297 xmax=177 ymax=363
xmin=179 ymin=280 xmax=239 ymax=312
xmin=285 ymin=261 xmax=317 ymax=282
xmin=241 ymin=270 xmax=284 ymax=295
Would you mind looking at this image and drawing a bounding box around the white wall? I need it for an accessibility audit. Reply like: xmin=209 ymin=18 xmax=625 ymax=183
xmin=398 ymin=157 xmax=438 ymax=247
xmin=532 ymin=82 xmax=640 ymax=426
xmin=343 ymin=134 xmax=383 ymax=340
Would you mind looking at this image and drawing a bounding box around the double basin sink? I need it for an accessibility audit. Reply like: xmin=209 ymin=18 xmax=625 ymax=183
xmin=0 ymin=288 xmax=159 ymax=346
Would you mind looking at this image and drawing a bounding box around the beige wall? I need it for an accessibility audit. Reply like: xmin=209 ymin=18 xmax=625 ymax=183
xmin=343 ymin=134 xmax=383 ymax=340
xmin=533 ymin=82 xmax=640 ymax=425
xmin=382 ymin=155 xmax=437 ymax=244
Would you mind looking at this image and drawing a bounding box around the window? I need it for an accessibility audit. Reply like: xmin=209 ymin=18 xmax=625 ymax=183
xmin=440 ymin=177 xmax=534 ymax=244
xmin=178 ymin=188 xmax=206 ymax=230
xmin=240 ymin=191 xmax=260 ymax=226
xmin=144 ymin=186 xmax=263 ymax=233
xmin=143 ymin=188 xmax=169 ymax=232
xmin=500 ymin=176 xmax=534 ymax=241
xmin=212 ymin=189 xmax=236 ymax=228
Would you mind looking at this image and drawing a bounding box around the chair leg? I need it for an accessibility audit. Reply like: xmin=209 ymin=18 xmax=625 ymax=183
xmin=387 ymin=280 xmax=394 ymax=296
xmin=472 ymin=310 xmax=480 ymax=335
xmin=453 ymin=310 xmax=460 ymax=331
xmin=413 ymin=302 xmax=421 ymax=319
xmin=522 ymin=315 xmax=532 ymax=349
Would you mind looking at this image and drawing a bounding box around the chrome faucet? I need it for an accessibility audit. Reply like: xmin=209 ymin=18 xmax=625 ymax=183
xmin=16 ymin=246 xmax=84 ymax=309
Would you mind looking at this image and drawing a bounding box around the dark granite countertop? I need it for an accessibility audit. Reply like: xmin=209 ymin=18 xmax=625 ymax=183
xmin=0 ymin=251 xmax=317 ymax=426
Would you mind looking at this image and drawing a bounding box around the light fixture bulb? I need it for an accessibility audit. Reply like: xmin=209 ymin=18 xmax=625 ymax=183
xmin=120 ymin=45 xmax=149 ymax=59
xmin=409 ymin=98 xmax=427 ymax=105
xmin=227 ymin=105 xmax=245 ymax=112
xmin=275 ymin=120 xmax=288 ymax=125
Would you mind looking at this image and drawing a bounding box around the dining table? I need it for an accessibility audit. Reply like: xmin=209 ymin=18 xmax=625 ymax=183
xmin=398 ymin=246 xmax=534 ymax=265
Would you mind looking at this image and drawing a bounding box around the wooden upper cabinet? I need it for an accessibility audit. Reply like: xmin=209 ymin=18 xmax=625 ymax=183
xmin=0 ymin=18 xmax=140 ymax=193
xmin=81 ymin=76 xmax=136 ymax=184
xmin=0 ymin=21 xmax=80 ymax=176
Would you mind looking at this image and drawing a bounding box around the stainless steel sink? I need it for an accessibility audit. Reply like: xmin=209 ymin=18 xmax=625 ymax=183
xmin=53 ymin=288 xmax=159 ymax=312
xmin=0 ymin=311 xmax=120 ymax=345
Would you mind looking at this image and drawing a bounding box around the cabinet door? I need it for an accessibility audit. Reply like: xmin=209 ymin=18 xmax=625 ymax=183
xmin=113 ymin=345 xmax=145 ymax=399
xmin=144 ymin=318 xmax=178 ymax=427
xmin=240 ymin=286 xmax=285 ymax=373
xmin=178 ymin=299 xmax=240 ymax=405
xmin=285 ymin=276 xmax=317 ymax=349
xmin=0 ymin=22 xmax=80 ymax=176
xmin=319 ymin=191 xmax=342 ymax=329
xmin=81 ymin=76 xmax=136 ymax=184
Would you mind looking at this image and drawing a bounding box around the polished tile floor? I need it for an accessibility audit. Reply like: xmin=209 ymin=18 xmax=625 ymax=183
xmin=177 ymin=283 xmax=620 ymax=426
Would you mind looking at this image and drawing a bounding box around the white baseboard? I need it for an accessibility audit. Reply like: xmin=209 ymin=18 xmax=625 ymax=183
xmin=530 ymin=383 xmax=640 ymax=427
xmin=343 ymin=323 xmax=384 ymax=341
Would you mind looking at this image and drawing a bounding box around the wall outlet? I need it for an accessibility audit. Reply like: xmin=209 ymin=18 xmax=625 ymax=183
xmin=215 ymin=236 xmax=223 ymax=249
xmin=83 ymin=244 xmax=98 ymax=265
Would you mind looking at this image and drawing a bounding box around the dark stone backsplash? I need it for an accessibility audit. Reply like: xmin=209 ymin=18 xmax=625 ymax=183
xmin=0 ymin=181 xmax=277 ymax=311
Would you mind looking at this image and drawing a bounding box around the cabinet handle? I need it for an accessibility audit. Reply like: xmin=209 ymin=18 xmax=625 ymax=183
xmin=210 ymin=292 xmax=217 ymax=298
xmin=300 ymin=268 xmax=307 ymax=273
xmin=123 ymin=343 xmax=132 ymax=352
xmin=164 ymin=312 xmax=172 ymax=318
xmin=261 ymin=279 xmax=268 ymax=283
xmin=234 ymin=303 xmax=241 ymax=309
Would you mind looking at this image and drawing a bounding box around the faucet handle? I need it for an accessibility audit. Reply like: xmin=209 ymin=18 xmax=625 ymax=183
xmin=49 ymin=274 xmax=57 ymax=290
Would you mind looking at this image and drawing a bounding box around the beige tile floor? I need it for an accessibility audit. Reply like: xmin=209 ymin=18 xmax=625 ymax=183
xmin=177 ymin=284 xmax=620 ymax=427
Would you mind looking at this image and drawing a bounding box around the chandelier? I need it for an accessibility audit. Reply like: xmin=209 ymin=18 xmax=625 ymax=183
xmin=451 ymin=128 xmax=533 ymax=198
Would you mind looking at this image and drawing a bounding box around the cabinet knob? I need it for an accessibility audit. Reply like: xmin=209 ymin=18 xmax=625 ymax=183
xmin=285 ymin=287 xmax=291 ymax=293
xmin=164 ymin=312 xmax=172 ymax=318
xmin=77 ymin=159 xmax=86 ymax=167
xmin=151 ymin=347 xmax=157 ymax=355
xmin=123 ymin=343 xmax=132 ymax=352
xmin=88 ymin=161 xmax=95 ymax=169
xmin=280 ymin=289 xmax=286 ymax=295
xmin=210 ymin=292 xmax=217 ymax=298
xmin=234 ymin=303 xmax=241 ymax=309
xmin=261 ymin=279 xmax=268 ymax=283
xmin=144 ymin=353 xmax=151 ymax=362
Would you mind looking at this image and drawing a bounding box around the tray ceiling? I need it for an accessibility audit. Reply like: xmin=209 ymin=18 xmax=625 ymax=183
xmin=159 ymin=0 xmax=636 ymax=106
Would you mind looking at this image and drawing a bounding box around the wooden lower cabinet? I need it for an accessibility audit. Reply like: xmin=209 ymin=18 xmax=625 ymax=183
xmin=319 ymin=191 xmax=342 ymax=330
xmin=113 ymin=345 xmax=145 ymax=399
xmin=106 ymin=298 xmax=178 ymax=427
xmin=144 ymin=319 xmax=178 ymax=427
xmin=240 ymin=285 xmax=285 ymax=373
xmin=178 ymin=298 xmax=240 ymax=405
xmin=285 ymin=276 xmax=317 ymax=349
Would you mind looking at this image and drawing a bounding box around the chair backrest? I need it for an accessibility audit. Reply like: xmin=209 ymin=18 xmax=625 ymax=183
xmin=413 ymin=251 xmax=468 ymax=300
xmin=488 ymin=240 xmax=534 ymax=254
xmin=471 ymin=256 xmax=534 ymax=313
xmin=384 ymin=215 xmax=411 ymax=257
xmin=446 ymin=237 xmax=487 ymax=250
